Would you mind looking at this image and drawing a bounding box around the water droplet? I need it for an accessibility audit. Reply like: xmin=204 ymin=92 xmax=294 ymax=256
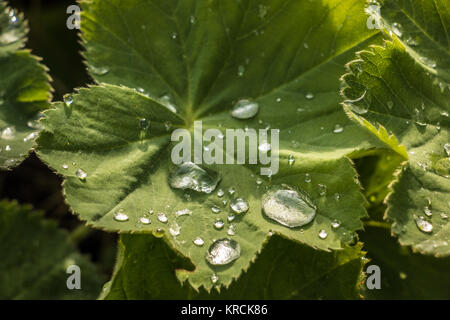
xmin=318 ymin=184 xmax=327 ymax=196
xmin=114 ymin=211 xmax=129 ymax=222
xmin=227 ymin=224 xmax=236 ymax=236
xmin=276 ymin=97 xmax=281 ymax=103
xmin=415 ymin=216 xmax=433 ymax=233
xmin=169 ymin=222 xmax=181 ymax=236
xmin=444 ymin=143 xmax=450 ymax=157
xmin=5 ymin=145 xmax=11 ymax=151
xmin=139 ymin=216 xmax=151 ymax=225
xmin=159 ymin=95 xmax=177 ymax=113
xmin=211 ymin=273 xmax=219 ymax=284
xmin=23 ymin=131 xmax=38 ymax=142
xmin=171 ymin=32 xmax=178 ymax=39
xmin=27 ymin=113 xmax=44 ymax=130
xmin=262 ymin=186 xmax=316 ymax=228
xmin=176 ymin=208 xmax=192 ymax=217
xmin=237 ymin=65 xmax=245 ymax=77
xmin=256 ymin=177 xmax=263 ymax=185
xmin=333 ymin=124 xmax=344 ymax=134
xmin=90 ymin=65 xmax=109 ymax=76
xmin=214 ymin=219 xmax=225 ymax=230
xmin=157 ymin=212 xmax=168 ymax=223
xmin=228 ymin=187 xmax=235 ymax=195
xmin=424 ymin=206 xmax=432 ymax=217
xmin=230 ymin=99 xmax=259 ymax=119
xmin=440 ymin=212 xmax=448 ymax=220
xmin=211 ymin=205 xmax=221 ymax=213
xmin=1 ymin=126 xmax=15 ymax=140
xmin=334 ymin=193 xmax=340 ymax=201
xmin=230 ymin=198 xmax=249 ymax=214
xmin=288 ymin=154 xmax=295 ymax=166
xmin=193 ymin=237 xmax=204 ymax=246
xmin=62 ymin=164 xmax=69 ymax=170
xmin=154 ymin=228 xmax=164 ymax=237
xmin=331 ymin=219 xmax=341 ymax=229
xmin=139 ymin=118 xmax=150 ymax=130
xmin=169 ymin=162 xmax=221 ymax=194
xmin=318 ymin=229 xmax=328 ymax=239
xmin=258 ymin=4 xmax=268 ymax=19
xmin=189 ymin=15 xmax=196 ymax=24
xmin=391 ymin=22 xmax=403 ymax=37
xmin=217 ymin=189 xmax=225 ymax=197
xmin=227 ymin=214 xmax=235 ymax=222
xmin=64 ymin=95 xmax=74 ymax=107
xmin=305 ymin=173 xmax=311 ymax=183
xmin=305 ymin=92 xmax=314 ymax=100
xmin=205 ymin=238 xmax=241 ymax=266
xmin=75 ymin=169 xmax=87 ymax=180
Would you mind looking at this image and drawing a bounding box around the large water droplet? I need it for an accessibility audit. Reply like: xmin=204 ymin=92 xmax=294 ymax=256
xmin=415 ymin=216 xmax=433 ymax=233
xmin=262 ymin=186 xmax=316 ymax=228
xmin=205 ymin=238 xmax=241 ymax=266
xmin=230 ymin=99 xmax=259 ymax=119
xmin=1 ymin=126 xmax=16 ymax=140
xmin=193 ymin=237 xmax=204 ymax=246
xmin=169 ymin=162 xmax=221 ymax=194
xmin=230 ymin=198 xmax=249 ymax=214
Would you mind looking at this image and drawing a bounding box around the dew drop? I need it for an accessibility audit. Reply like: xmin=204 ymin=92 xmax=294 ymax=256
xmin=331 ymin=219 xmax=341 ymax=229
xmin=1 ymin=126 xmax=16 ymax=140
xmin=333 ymin=124 xmax=344 ymax=134
xmin=305 ymin=92 xmax=314 ymax=100
xmin=139 ymin=216 xmax=151 ymax=225
xmin=176 ymin=208 xmax=192 ymax=217
xmin=214 ymin=219 xmax=225 ymax=230
xmin=90 ymin=65 xmax=109 ymax=76
xmin=114 ymin=211 xmax=129 ymax=222
xmin=391 ymin=22 xmax=403 ymax=37
xmin=334 ymin=193 xmax=340 ymax=201
xmin=169 ymin=162 xmax=221 ymax=194
xmin=205 ymin=238 xmax=241 ymax=266
xmin=64 ymin=95 xmax=74 ymax=107
xmin=169 ymin=222 xmax=181 ymax=236
xmin=230 ymin=198 xmax=249 ymax=214
xmin=318 ymin=229 xmax=328 ymax=239
xmin=288 ymin=154 xmax=295 ymax=166
xmin=189 ymin=15 xmax=196 ymax=24
xmin=5 ymin=145 xmax=11 ymax=151
xmin=62 ymin=164 xmax=69 ymax=170
xmin=193 ymin=237 xmax=204 ymax=246
xmin=237 ymin=65 xmax=245 ymax=77
xmin=27 ymin=114 xmax=44 ymax=130
xmin=228 ymin=187 xmax=235 ymax=195
xmin=211 ymin=273 xmax=219 ymax=284
xmin=227 ymin=224 xmax=236 ymax=236
xmin=75 ymin=169 xmax=87 ymax=180
xmin=139 ymin=118 xmax=150 ymax=130
xmin=227 ymin=214 xmax=235 ymax=222
xmin=318 ymin=184 xmax=327 ymax=196
xmin=230 ymin=99 xmax=259 ymax=119
xmin=262 ymin=186 xmax=316 ymax=228
xmin=157 ymin=212 xmax=168 ymax=223
xmin=305 ymin=173 xmax=311 ymax=183
xmin=23 ymin=131 xmax=38 ymax=142
xmin=415 ymin=216 xmax=433 ymax=233
xmin=211 ymin=205 xmax=221 ymax=213
xmin=217 ymin=189 xmax=225 ymax=197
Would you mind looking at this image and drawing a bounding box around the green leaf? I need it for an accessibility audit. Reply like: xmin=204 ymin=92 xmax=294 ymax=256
xmin=101 ymin=234 xmax=366 ymax=300
xmin=38 ymin=0 xmax=391 ymax=290
xmin=341 ymin=10 xmax=450 ymax=255
xmin=0 ymin=200 xmax=104 ymax=299
xmin=0 ymin=1 xmax=51 ymax=169
xmin=361 ymin=226 xmax=450 ymax=299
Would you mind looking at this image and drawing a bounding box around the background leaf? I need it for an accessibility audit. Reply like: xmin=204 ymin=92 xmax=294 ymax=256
xmin=0 ymin=0 xmax=51 ymax=169
xmin=0 ymin=200 xmax=104 ymax=299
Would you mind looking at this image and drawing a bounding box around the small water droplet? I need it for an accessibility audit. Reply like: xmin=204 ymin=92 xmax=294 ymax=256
xmin=189 ymin=15 xmax=196 ymax=24
xmin=139 ymin=118 xmax=150 ymax=130
xmin=415 ymin=216 xmax=433 ymax=233
xmin=171 ymin=32 xmax=178 ymax=39
xmin=214 ymin=219 xmax=225 ymax=230
xmin=27 ymin=113 xmax=44 ymax=130
xmin=331 ymin=219 xmax=341 ymax=229
xmin=318 ymin=229 xmax=328 ymax=239
xmin=169 ymin=162 xmax=221 ymax=194
xmin=333 ymin=124 xmax=344 ymax=134
xmin=211 ymin=273 xmax=219 ymax=284
xmin=139 ymin=216 xmax=151 ymax=225
xmin=5 ymin=145 xmax=11 ymax=151
xmin=230 ymin=198 xmax=249 ymax=214
xmin=75 ymin=169 xmax=87 ymax=180
xmin=217 ymin=189 xmax=225 ymax=197
xmin=157 ymin=212 xmax=168 ymax=223
xmin=230 ymin=99 xmax=259 ymax=119
xmin=169 ymin=222 xmax=181 ymax=236
xmin=227 ymin=224 xmax=236 ymax=236
xmin=90 ymin=65 xmax=109 ymax=76
xmin=227 ymin=214 xmax=235 ymax=222
xmin=237 ymin=65 xmax=245 ymax=77
xmin=64 ymin=95 xmax=74 ymax=107
xmin=318 ymin=184 xmax=327 ymax=196
xmin=1 ymin=126 xmax=16 ymax=140
xmin=391 ymin=22 xmax=403 ymax=37
xmin=424 ymin=206 xmax=432 ymax=217
xmin=305 ymin=173 xmax=311 ymax=183
xmin=440 ymin=212 xmax=448 ymax=220
xmin=288 ymin=154 xmax=295 ymax=166
xmin=193 ymin=237 xmax=204 ymax=246
xmin=114 ymin=211 xmax=129 ymax=222
xmin=305 ymin=92 xmax=314 ymax=100
xmin=62 ymin=164 xmax=69 ymax=170
xmin=205 ymin=238 xmax=241 ymax=266
xmin=334 ymin=193 xmax=340 ymax=201
xmin=23 ymin=131 xmax=38 ymax=142
xmin=228 ymin=187 xmax=235 ymax=195
xmin=444 ymin=143 xmax=450 ymax=157
xmin=211 ymin=205 xmax=221 ymax=213
xmin=176 ymin=208 xmax=192 ymax=217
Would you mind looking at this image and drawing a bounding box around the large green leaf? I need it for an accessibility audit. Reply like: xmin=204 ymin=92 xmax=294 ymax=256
xmin=101 ymin=234 xmax=366 ymax=300
xmin=0 ymin=1 xmax=51 ymax=169
xmin=342 ymin=1 xmax=450 ymax=256
xmin=0 ymin=200 xmax=104 ymax=299
xmin=37 ymin=0 xmax=391 ymax=290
